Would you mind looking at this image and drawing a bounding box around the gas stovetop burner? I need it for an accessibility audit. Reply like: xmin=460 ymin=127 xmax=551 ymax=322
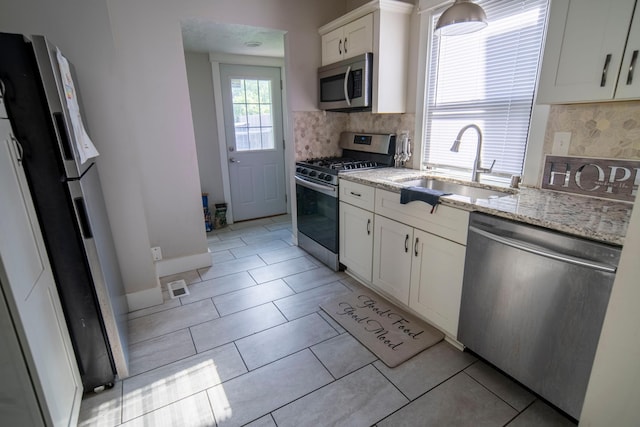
xmin=295 ymin=132 xmax=396 ymax=187
xmin=336 ymin=160 xmax=380 ymax=170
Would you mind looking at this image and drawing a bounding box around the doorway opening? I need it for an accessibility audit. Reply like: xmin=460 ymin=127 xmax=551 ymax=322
xmin=181 ymin=20 xmax=290 ymax=225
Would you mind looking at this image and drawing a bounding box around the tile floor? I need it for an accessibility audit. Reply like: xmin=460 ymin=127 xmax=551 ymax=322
xmin=78 ymin=215 xmax=577 ymax=427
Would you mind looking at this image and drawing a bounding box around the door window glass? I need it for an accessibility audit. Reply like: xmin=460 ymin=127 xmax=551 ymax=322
xmin=231 ymin=78 xmax=274 ymax=151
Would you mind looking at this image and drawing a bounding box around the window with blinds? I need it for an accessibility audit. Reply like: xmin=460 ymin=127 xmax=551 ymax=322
xmin=423 ymin=0 xmax=549 ymax=184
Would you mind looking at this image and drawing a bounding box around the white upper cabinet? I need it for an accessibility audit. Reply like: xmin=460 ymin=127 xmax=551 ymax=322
xmin=321 ymin=27 xmax=346 ymax=66
xmin=322 ymin=14 xmax=374 ymax=65
xmin=537 ymin=0 xmax=640 ymax=103
xmin=616 ymin=8 xmax=640 ymax=100
xmin=319 ymin=0 xmax=413 ymax=113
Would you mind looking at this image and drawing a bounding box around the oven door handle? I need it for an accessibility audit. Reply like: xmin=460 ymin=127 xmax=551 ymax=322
xmin=295 ymin=175 xmax=337 ymax=197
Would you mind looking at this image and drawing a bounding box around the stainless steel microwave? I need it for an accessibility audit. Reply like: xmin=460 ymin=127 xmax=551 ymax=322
xmin=318 ymin=53 xmax=372 ymax=112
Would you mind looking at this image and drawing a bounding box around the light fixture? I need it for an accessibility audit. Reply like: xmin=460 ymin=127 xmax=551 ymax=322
xmin=244 ymin=41 xmax=262 ymax=48
xmin=434 ymin=0 xmax=487 ymax=36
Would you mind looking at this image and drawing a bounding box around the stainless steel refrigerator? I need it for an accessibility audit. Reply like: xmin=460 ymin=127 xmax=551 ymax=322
xmin=0 ymin=32 xmax=129 ymax=391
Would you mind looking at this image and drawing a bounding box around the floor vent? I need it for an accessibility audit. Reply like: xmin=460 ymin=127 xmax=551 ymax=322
xmin=167 ymin=279 xmax=190 ymax=299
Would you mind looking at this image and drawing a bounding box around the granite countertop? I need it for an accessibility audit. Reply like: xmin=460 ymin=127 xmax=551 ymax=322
xmin=339 ymin=168 xmax=633 ymax=246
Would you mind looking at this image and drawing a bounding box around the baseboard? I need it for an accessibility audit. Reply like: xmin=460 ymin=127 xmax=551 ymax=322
xmin=155 ymin=252 xmax=212 ymax=278
xmin=126 ymin=286 xmax=163 ymax=312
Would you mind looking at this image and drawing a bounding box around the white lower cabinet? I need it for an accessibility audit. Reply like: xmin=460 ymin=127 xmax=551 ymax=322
xmin=372 ymin=214 xmax=413 ymax=304
xmin=339 ymin=201 xmax=374 ymax=283
xmin=339 ymin=180 xmax=469 ymax=340
xmin=409 ymin=229 xmax=466 ymax=337
xmin=371 ymin=215 xmax=466 ymax=338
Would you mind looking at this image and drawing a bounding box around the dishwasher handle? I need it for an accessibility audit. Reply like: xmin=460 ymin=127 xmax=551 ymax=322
xmin=469 ymin=226 xmax=617 ymax=273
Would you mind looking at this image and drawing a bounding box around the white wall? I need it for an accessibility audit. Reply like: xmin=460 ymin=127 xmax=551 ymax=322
xmin=0 ymin=0 xmax=158 ymax=302
xmin=184 ymin=52 xmax=225 ymax=204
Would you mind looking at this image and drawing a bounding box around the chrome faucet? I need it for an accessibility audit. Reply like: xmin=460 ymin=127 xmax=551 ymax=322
xmin=449 ymin=124 xmax=495 ymax=182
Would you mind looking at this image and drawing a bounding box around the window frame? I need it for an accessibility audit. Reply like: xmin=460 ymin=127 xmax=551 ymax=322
xmin=414 ymin=0 xmax=551 ymax=187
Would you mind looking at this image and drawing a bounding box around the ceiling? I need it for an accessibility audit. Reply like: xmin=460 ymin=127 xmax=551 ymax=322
xmin=181 ymin=19 xmax=285 ymax=57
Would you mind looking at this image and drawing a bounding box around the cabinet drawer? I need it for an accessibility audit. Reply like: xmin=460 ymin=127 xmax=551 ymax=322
xmin=374 ymin=189 xmax=469 ymax=245
xmin=339 ymin=179 xmax=375 ymax=211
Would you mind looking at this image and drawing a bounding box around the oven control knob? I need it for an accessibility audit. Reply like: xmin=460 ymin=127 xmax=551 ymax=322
xmin=296 ymin=166 xmax=302 ymax=173
xmin=309 ymin=170 xmax=317 ymax=177
xmin=301 ymin=169 xmax=309 ymax=175
xmin=323 ymin=175 xmax=333 ymax=182
xmin=318 ymin=173 xmax=326 ymax=180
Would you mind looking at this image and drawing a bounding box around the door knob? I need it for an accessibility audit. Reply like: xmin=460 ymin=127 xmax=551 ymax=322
xmin=229 ymin=158 xmax=240 ymax=163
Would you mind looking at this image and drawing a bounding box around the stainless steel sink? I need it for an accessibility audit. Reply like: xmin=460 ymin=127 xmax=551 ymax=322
xmin=398 ymin=177 xmax=511 ymax=200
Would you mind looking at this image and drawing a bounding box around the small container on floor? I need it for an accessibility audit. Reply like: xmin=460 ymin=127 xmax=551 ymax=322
xmin=214 ymin=203 xmax=227 ymax=229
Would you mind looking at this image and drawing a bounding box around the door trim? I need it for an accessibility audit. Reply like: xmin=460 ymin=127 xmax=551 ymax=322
xmin=209 ymin=53 xmax=289 ymax=224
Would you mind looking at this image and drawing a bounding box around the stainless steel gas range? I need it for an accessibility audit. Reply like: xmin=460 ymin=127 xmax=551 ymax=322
xmin=295 ymin=132 xmax=396 ymax=270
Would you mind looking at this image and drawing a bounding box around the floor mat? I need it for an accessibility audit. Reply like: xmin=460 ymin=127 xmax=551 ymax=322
xmin=320 ymin=290 xmax=444 ymax=368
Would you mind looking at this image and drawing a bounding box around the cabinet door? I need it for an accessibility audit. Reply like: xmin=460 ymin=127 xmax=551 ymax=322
xmin=616 ymin=9 xmax=640 ymax=99
xmin=321 ymin=27 xmax=344 ymax=66
xmin=339 ymin=202 xmax=374 ymax=283
xmin=372 ymin=215 xmax=412 ymax=305
xmin=0 ymin=284 xmax=44 ymax=426
xmin=537 ymin=0 xmax=636 ymax=103
xmin=409 ymin=229 xmax=466 ymax=338
xmin=342 ymin=14 xmax=373 ymax=60
xmin=0 ymin=132 xmax=82 ymax=426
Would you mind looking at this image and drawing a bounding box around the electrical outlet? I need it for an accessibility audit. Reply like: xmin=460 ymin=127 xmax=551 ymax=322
xmin=151 ymin=246 xmax=162 ymax=261
xmin=552 ymin=132 xmax=571 ymax=155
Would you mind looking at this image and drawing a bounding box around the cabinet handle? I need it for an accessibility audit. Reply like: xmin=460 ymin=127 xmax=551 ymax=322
xmin=404 ymin=234 xmax=409 ymax=253
xmin=414 ymin=237 xmax=419 ymax=256
xmin=344 ymin=37 xmax=348 ymax=54
xmin=350 ymin=191 xmax=362 ymax=197
xmin=367 ymin=218 xmax=371 ymax=235
xmin=339 ymin=39 xmax=342 ymax=55
xmin=600 ymin=54 xmax=612 ymax=87
xmin=627 ymin=50 xmax=638 ymax=85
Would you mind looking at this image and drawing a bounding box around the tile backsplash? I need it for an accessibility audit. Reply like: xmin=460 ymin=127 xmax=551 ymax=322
xmin=293 ymin=111 xmax=347 ymax=160
xmin=294 ymin=101 xmax=640 ymax=183
xmin=543 ymin=101 xmax=640 ymax=159
xmin=294 ymin=111 xmax=416 ymax=166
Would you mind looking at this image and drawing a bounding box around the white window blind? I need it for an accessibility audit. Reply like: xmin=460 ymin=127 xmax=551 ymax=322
xmin=423 ymin=0 xmax=549 ymax=183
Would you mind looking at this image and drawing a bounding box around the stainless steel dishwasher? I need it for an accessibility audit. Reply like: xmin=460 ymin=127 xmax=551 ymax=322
xmin=458 ymin=212 xmax=621 ymax=420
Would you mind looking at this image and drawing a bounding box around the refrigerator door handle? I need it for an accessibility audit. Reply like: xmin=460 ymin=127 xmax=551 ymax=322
xmin=52 ymin=112 xmax=73 ymax=161
xmin=67 ymin=179 xmax=93 ymax=240
xmin=73 ymin=197 xmax=93 ymax=239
